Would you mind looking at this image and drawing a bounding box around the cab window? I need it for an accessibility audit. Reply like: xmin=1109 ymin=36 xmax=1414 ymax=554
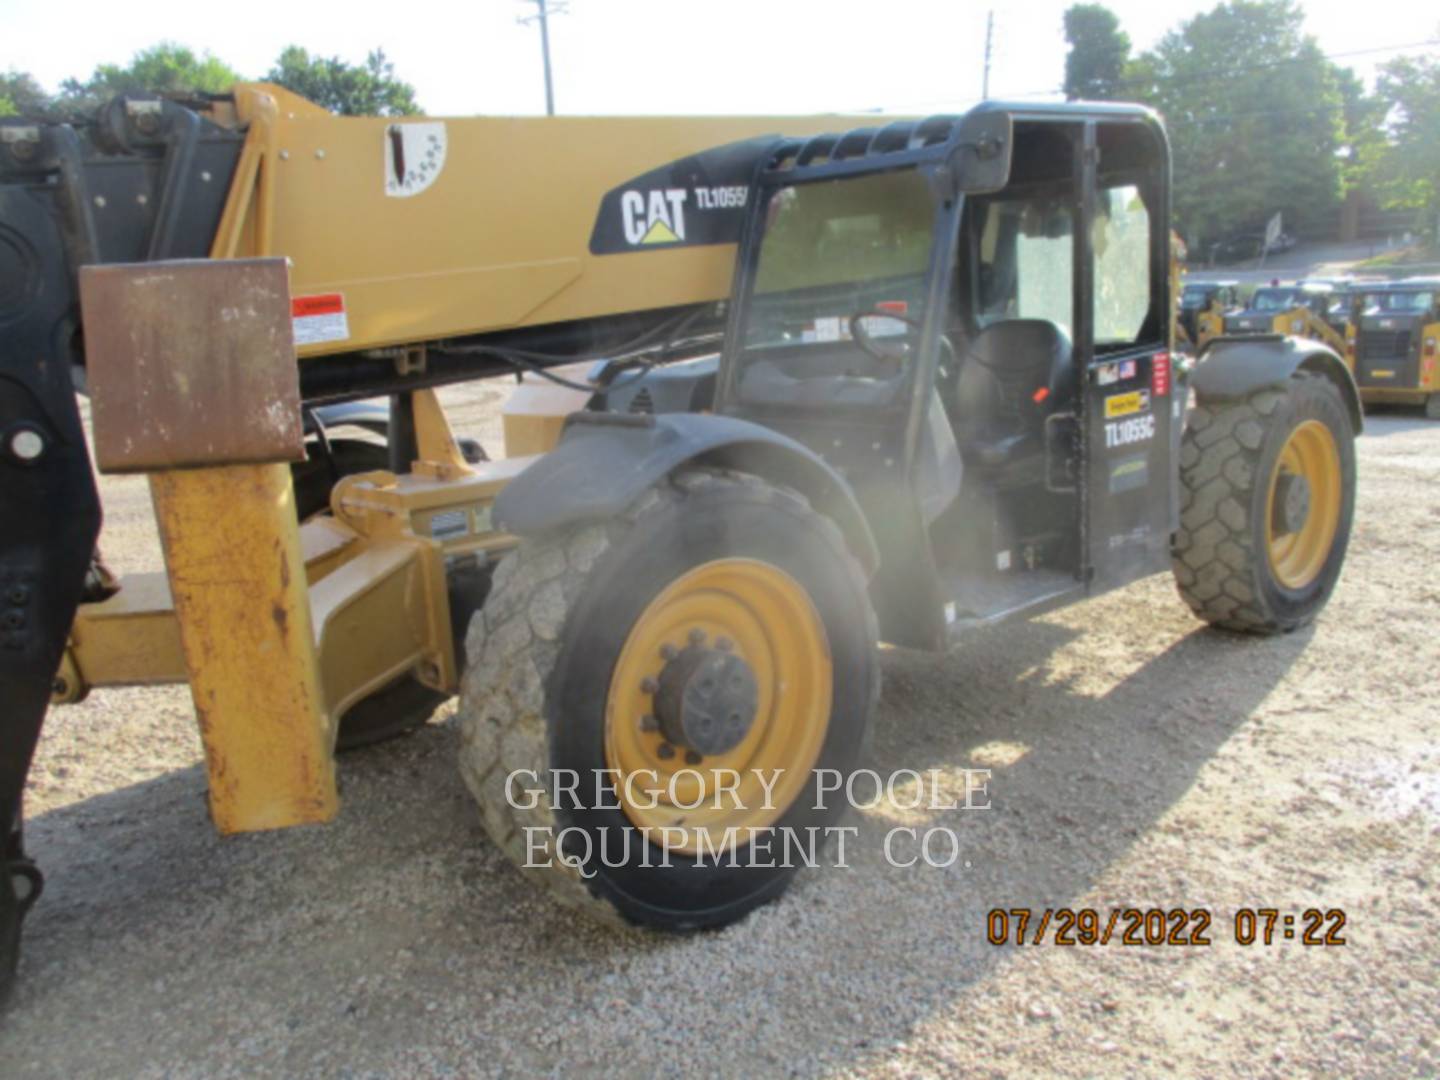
xmin=735 ymin=168 xmax=939 ymax=408
xmin=973 ymin=193 xmax=1074 ymax=333
xmin=971 ymin=180 xmax=1155 ymax=351
xmin=1092 ymin=184 xmax=1151 ymax=346
xmin=744 ymin=169 xmax=935 ymax=351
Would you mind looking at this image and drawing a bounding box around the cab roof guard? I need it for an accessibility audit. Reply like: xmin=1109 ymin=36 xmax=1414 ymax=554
xmin=754 ymin=100 xmax=1165 ymax=195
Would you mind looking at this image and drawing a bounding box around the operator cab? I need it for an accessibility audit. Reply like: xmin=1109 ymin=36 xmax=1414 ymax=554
xmin=718 ymin=104 xmax=1176 ymax=649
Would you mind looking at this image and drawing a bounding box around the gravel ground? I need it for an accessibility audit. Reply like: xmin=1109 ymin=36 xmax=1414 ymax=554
xmin=0 ymin=388 xmax=1436 ymax=1078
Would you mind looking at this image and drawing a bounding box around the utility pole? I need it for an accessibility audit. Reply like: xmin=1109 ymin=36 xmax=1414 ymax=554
xmin=517 ymin=0 xmax=567 ymax=116
xmin=982 ymin=10 xmax=994 ymax=100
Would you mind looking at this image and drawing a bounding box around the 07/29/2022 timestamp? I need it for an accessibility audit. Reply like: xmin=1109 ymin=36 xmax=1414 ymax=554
xmin=986 ymin=908 xmax=1347 ymax=947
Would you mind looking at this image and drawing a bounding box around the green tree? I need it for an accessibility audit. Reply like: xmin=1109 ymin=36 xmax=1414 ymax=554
xmin=0 ymin=70 xmax=53 ymax=117
xmin=1366 ymin=51 xmax=1440 ymax=231
xmin=58 ymin=43 xmax=242 ymax=111
xmin=1125 ymin=1 xmax=1344 ymax=252
xmin=1062 ymin=4 xmax=1132 ymax=100
xmin=1334 ymin=66 xmax=1387 ymax=197
xmin=265 ymin=47 xmax=421 ymax=116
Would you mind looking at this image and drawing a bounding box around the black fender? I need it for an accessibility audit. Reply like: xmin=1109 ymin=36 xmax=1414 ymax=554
xmin=492 ymin=412 xmax=880 ymax=576
xmin=1192 ymin=334 xmax=1362 ymax=433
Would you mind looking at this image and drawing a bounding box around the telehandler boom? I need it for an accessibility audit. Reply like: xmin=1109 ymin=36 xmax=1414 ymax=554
xmin=0 ymin=86 xmax=1361 ymax=999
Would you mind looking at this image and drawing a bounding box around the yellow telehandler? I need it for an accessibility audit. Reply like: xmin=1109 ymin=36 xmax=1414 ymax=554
xmin=0 ymin=86 xmax=1361 ymax=996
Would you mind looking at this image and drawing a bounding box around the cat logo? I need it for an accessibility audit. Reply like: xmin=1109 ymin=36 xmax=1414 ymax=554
xmin=621 ymin=189 xmax=689 ymax=246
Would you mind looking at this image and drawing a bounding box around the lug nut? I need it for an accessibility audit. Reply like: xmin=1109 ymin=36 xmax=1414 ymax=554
xmin=659 ymin=643 xmax=678 ymax=661
xmin=8 ymin=428 xmax=44 ymax=462
xmin=685 ymin=751 xmax=702 ymax=766
xmin=639 ymin=715 xmax=659 ymax=733
xmin=688 ymin=628 xmax=706 ymax=645
xmin=657 ymin=743 xmax=675 ymax=760
xmin=640 ymin=676 xmax=659 ymax=694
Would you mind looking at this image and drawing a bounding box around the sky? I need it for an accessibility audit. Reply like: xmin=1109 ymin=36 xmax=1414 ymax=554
xmin=1 ymin=0 xmax=1436 ymax=117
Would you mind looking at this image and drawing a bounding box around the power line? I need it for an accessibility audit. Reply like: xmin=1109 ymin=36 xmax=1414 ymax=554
xmin=1104 ymin=37 xmax=1440 ymax=97
xmin=858 ymin=37 xmax=1440 ymax=115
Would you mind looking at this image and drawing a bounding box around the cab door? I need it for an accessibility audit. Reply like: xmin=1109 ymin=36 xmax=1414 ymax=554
xmin=1078 ymin=121 xmax=1179 ymax=592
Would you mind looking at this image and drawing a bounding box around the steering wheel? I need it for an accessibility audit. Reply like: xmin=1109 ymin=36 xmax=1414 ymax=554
xmin=848 ymin=308 xmax=958 ymax=375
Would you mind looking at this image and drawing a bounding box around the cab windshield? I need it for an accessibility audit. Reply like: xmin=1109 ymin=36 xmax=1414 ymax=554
xmin=1251 ymin=288 xmax=1301 ymax=311
xmin=1363 ymin=290 xmax=1435 ymax=313
xmin=736 ymin=168 xmax=937 ymax=407
xmin=1181 ymin=286 xmax=1214 ymax=310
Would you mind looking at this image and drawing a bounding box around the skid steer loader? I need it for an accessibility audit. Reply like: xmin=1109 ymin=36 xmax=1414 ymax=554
xmin=0 ymin=86 xmax=1361 ymax=998
xmin=1342 ymin=279 xmax=1440 ymax=416
xmin=1223 ymin=282 xmax=1348 ymax=356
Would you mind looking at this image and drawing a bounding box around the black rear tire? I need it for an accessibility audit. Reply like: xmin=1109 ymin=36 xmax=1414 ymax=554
xmin=291 ymin=438 xmax=389 ymax=521
xmin=1171 ymin=371 xmax=1356 ymax=633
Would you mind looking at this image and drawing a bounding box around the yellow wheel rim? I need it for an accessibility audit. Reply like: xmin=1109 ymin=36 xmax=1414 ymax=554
xmin=604 ymin=558 xmax=832 ymax=856
xmin=1265 ymin=419 xmax=1341 ymax=590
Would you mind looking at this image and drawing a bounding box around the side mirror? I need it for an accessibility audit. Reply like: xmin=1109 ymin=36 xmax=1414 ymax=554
xmin=950 ymin=110 xmax=1013 ymax=194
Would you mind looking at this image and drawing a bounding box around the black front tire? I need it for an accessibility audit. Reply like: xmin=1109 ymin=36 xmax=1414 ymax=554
xmin=456 ymin=467 xmax=879 ymax=930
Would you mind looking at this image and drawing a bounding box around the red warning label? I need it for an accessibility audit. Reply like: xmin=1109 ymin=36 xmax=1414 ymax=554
xmin=1151 ymin=350 xmax=1171 ymax=397
xmin=291 ymin=293 xmax=349 ymax=346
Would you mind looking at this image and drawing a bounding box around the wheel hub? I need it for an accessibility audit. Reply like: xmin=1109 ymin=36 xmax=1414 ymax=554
xmin=653 ymin=643 xmax=758 ymax=757
xmin=1271 ymin=471 xmax=1312 ymax=536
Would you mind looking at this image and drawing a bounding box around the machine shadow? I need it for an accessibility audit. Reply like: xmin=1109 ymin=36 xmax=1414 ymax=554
xmin=12 ymin=601 xmax=1313 ymax=1074
xmin=771 ymin=610 xmax=1316 ymax=1070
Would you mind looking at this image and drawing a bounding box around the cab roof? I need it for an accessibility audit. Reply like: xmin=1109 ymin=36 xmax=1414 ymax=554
xmin=760 ymin=99 xmax=1165 ymax=181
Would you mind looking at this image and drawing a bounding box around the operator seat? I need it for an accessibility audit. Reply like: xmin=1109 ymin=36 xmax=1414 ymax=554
xmin=952 ymin=319 xmax=1075 ymax=473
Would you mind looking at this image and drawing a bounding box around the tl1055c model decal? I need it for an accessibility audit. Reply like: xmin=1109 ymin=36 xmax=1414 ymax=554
xmin=590 ymin=137 xmax=781 ymax=255
xmin=1105 ymin=414 xmax=1156 ymax=449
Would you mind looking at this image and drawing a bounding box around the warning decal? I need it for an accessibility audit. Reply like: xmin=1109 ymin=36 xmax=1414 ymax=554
xmin=1151 ymin=350 xmax=1172 ymax=397
xmin=292 ymin=293 xmax=349 ymax=346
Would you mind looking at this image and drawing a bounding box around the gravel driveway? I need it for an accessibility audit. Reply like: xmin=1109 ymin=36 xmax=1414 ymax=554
xmin=0 ymin=391 xmax=1436 ymax=1078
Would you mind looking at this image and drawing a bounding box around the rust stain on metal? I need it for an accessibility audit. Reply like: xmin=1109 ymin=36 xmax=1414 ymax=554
xmin=150 ymin=462 xmax=339 ymax=834
xmin=79 ymin=258 xmax=305 ymax=473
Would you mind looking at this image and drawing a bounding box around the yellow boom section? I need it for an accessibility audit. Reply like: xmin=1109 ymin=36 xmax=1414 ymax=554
xmin=218 ymin=84 xmax=864 ymax=357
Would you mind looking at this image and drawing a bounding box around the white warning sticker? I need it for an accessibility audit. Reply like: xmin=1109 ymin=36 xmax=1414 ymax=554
xmin=292 ymin=293 xmax=349 ymax=346
xmin=384 ymin=121 xmax=447 ymax=198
